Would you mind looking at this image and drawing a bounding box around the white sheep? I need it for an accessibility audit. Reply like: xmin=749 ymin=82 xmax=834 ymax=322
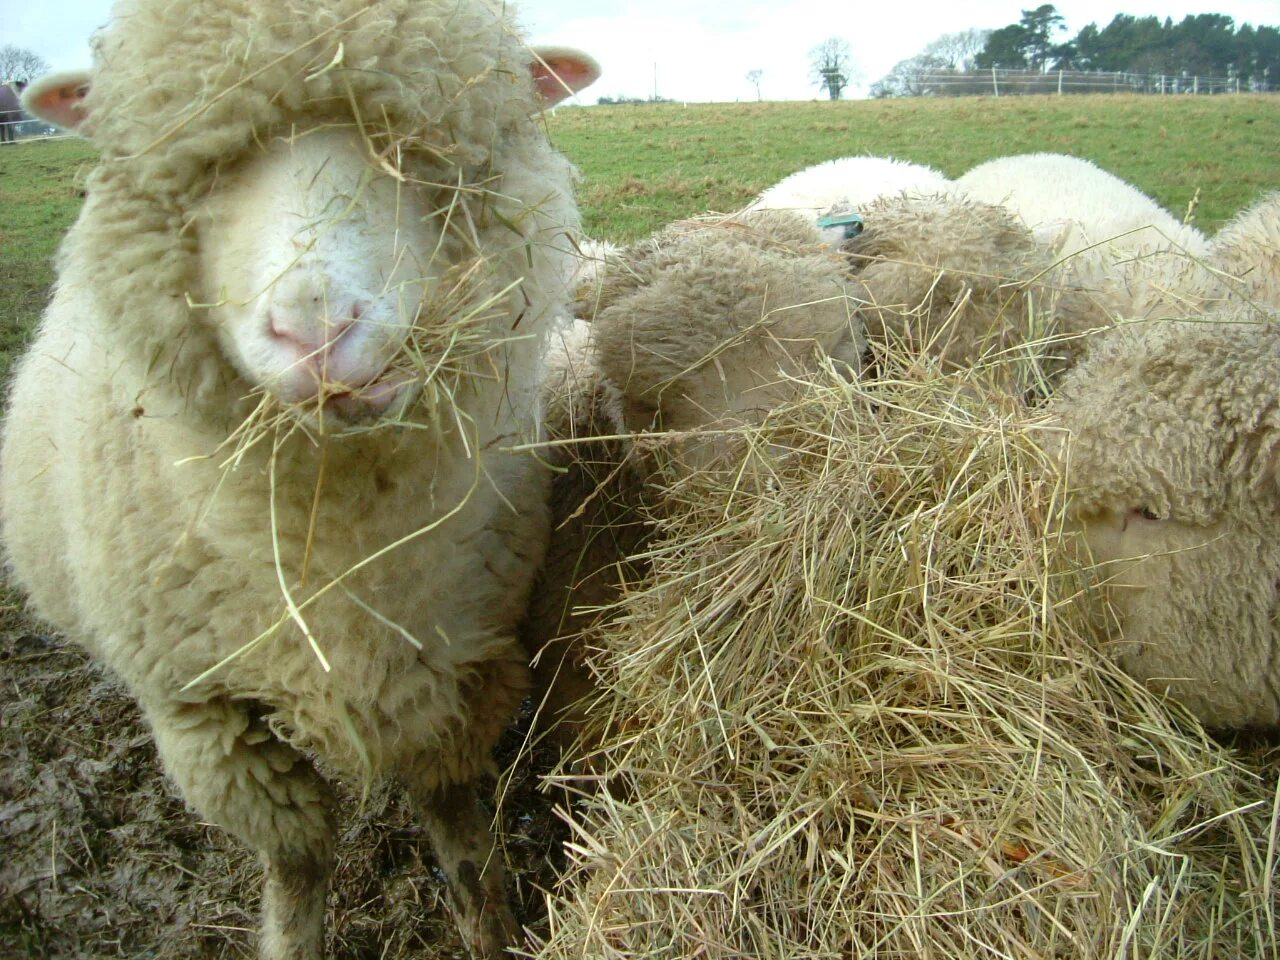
xmin=750 ymin=155 xmax=953 ymax=245
xmin=1 ymin=2 xmax=597 ymax=958
xmin=1051 ymin=315 xmax=1280 ymax=729
xmin=525 ymin=210 xmax=863 ymax=742
xmin=837 ymin=192 xmax=1059 ymax=375
xmin=1202 ymin=191 xmax=1280 ymax=311
xmin=954 ymin=152 xmax=1208 ymax=260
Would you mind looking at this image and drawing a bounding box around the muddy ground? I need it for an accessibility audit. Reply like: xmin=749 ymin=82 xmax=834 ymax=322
xmin=0 ymin=599 xmax=572 ymax=959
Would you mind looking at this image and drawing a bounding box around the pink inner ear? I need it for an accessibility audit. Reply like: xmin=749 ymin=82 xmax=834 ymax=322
xmin=532 ymin=55 xmax=598 ymax=106
xmin=27 ymin=79 xmax=90 ymax=130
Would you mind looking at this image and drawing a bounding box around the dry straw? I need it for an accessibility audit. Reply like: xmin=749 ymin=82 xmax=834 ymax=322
xmin=530 ymin=342 xmax=1278 ymax=959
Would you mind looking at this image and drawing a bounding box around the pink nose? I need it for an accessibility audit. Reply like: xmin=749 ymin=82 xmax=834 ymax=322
xmin=267 ymin=271 xmax=367 ymax=366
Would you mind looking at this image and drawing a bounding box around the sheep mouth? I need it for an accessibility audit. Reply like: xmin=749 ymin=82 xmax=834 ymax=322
xmin=314 ymin=375 xmax=418 ymax=424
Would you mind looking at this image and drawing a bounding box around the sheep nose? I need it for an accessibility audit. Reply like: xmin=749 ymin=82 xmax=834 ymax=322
xmin=267 ymin=270 xmax=366 ymax=360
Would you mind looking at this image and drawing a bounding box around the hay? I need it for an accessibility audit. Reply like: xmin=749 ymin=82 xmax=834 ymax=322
xmin=530 ymin=346 xmax=1279 ymax=959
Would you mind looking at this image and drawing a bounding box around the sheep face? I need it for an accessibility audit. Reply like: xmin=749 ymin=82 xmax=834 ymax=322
xmin=193 ymin=129 xmax=436 ymax=423
xmin=1053 ymin=319 xmax=1280 ymax=728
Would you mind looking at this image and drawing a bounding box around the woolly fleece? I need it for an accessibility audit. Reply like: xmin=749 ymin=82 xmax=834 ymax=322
xmin=1053 ymin=318 xmax=1280 ymax=727
xmin=841 ymin=193 xmax=1057 ymax=372
xmin=1 ymin=3 xmax=585 ymax=953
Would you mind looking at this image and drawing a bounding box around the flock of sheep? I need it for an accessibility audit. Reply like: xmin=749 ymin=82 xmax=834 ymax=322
xmin=2 ymin=0 xmax=1277 ymax=958
xmin=534 ymin=152 xmax=1280 ymax=740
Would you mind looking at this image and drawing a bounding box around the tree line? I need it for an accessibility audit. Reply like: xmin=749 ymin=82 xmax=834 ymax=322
xmin=874 ymin=7 xmax=1279 ymax=98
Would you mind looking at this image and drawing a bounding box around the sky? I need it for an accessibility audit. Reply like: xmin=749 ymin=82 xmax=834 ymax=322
xmin=8 ymin=0 xmax=1279 ymax=102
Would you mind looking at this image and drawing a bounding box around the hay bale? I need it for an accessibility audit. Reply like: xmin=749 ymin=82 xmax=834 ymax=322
xmin=531 ymin=351 xmax=1278 ymax=959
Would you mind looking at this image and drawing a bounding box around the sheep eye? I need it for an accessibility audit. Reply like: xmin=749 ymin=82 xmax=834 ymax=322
xmin=1137 ymin=507 xmax=1164 ymax=521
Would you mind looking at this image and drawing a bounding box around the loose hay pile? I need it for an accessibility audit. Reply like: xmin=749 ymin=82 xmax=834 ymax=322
xmin=532 ymin=349 xmax=1280 ymax=959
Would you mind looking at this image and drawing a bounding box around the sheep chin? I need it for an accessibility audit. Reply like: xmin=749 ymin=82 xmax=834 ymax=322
xmin=278 ymin=376 xmax=420 ymax=432
xmin=325 ymin=377 xmax=418 ymax=423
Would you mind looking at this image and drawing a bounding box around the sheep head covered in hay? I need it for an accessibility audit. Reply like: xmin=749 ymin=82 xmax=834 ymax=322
xmin=4 ymin=1 xmax=599 ymax=957
xmin=531 ymin=344 xmax=1278 ymax=959
xmin=841 ymin=193 xmax=1081 ymax=386
xmin=26 ymin=0 xmax=597 ymax=430
xmin=587 ymin=209 xmax=865 ymax=467
xmin=523 ymin=210 xmax=866 ymax=746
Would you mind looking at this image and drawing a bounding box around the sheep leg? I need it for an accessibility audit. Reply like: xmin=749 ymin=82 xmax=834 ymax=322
xmin=412 ymin=780 xmax=520 ymax=958
xmin=141 ymin=696 xmax=336 ymax=960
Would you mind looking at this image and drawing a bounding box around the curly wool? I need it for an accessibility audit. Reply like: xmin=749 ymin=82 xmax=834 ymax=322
xmin=3 ymin=0 xmax=578 ymax=784
xmin=841 ymin=193 xmax=1057 ymax=373
xmin=1052 ymin=317 xmax=1280 ymax=727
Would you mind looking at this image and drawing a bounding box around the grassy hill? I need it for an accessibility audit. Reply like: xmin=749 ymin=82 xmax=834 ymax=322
xmin=547 ymin=94 xmax=1280 ymax=240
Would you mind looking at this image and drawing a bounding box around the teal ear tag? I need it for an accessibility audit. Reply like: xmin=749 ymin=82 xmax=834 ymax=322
xmin=816 ymin=211 xmax=864 ymax=241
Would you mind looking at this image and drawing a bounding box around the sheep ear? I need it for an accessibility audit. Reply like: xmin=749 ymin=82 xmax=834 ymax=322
xmin=530 ymin=47 xmax=600 ymax=106
xmin=22 ymin=71 xmax=92 ymax=132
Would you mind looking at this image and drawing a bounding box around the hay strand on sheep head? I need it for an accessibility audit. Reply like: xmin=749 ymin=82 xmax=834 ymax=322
xmin=533 ymin=344 xmax=1278 ymax=960
xmin=190 ymin=108 xmax=564 ymax=470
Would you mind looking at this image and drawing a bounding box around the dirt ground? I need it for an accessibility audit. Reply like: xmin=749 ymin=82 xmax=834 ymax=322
xmin=0 ymin=598 xmax=571 ymax=959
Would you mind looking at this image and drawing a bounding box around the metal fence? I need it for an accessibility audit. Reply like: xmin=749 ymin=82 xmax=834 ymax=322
xmin=889 ymin=67 xmax=1269 ymax=98
xmin=1 ymin=117 xmax=68 ymax=142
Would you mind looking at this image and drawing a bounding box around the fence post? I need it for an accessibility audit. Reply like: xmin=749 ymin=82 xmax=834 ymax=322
xmin=992 ymin=67 xmax=999 ymax=97
xmin=1160 ymin=75 xmax=1165 ymax=94
xmin=1193 ymin=75 xmax=1199 ymax=94
xmin=1058 ymin=69 xmax=1063 ymax=95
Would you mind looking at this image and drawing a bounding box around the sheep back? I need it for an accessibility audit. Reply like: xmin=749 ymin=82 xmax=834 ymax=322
xmin=751 ymin=155 xmax=951 ymax=230
xmin=1206 ymin=191 xmax=1280 ymax=311
xmin=955 ymin=152 xmax=1207 ymax=258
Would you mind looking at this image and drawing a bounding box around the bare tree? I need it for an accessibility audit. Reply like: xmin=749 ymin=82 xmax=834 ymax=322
xmin=746 ymin=68 xmax=764 ymax=101
xmin=921 ymin=29 xmax=992 ymax=70
xmin=809 ymin=37 xmax=855 ymax=100
xmin=0 ymin=46 xmax=50 ymax=85
xmin=870 ymin=54 xmax=951 ymax=98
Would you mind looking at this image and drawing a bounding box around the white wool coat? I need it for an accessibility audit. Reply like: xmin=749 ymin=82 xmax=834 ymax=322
xmin=1 ymin=0 xmax=581 ymax=788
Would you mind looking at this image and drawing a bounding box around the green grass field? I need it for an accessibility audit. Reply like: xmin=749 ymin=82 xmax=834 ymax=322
xmin=548 ymin=95 xmax=1280 ymax=240
xmin=1 ymin=94 xmax=1276 ymax=379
